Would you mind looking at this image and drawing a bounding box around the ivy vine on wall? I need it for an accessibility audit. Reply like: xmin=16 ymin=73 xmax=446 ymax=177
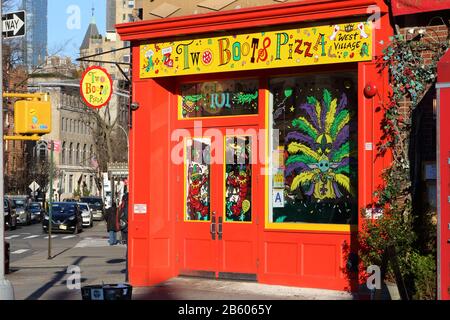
xmin=358 ymin=27 xmax=448 ymax=299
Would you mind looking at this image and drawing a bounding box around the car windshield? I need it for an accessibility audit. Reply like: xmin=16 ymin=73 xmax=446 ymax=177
xmin=80 ymin=198 xmax=103 ymax=210
xmin=79 ymin=204 xmax=88 ymax=211
xmin=51 ymin=203 xmax=76 ymax=215
xmin=29 ymin=203 xmax=41 ymax=210
xmin=13 ymin=199 xmax=26 ymax=208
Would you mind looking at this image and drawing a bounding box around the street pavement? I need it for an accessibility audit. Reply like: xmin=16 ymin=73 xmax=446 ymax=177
xmin=4 ymin=220 xmax=364 ymax=300
xmin=6 ymin=222 xmax=82 ymax=263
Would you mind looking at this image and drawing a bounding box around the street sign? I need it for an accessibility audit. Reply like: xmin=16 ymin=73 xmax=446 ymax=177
xmin=80 ymin=66 xmax=113 ymax=109
xmin=29 ymin=181 xmax=40 ymax=192
xmin=2 ymin=10 xmax=25 ymax=38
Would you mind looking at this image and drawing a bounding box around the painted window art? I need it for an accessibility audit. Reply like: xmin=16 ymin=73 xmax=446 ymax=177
xmin=225 ymin=136 xmax=253 ymax=222
xmin=180 ymin=79 xmax=258 ymax=118
xmin=185 ymin=138 xmax=211 ymax=221
xmin=269 ymin=72 xmax=358 ymax=225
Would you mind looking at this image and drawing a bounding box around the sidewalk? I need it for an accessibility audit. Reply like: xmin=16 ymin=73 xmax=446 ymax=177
xmin=7 ymin=239 xmax=358 ymax=300
xmin=7 ymin=241 xmax=127 ymax=300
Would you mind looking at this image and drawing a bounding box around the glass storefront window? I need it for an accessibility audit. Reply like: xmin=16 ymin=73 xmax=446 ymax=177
xmin=225 ymin=136 xmax=252 ymax=222
xmin=180 ymin=79 xmax=258 ymax=118
xmin=185 ymin=138 xmax=211 ymax=221
xmin=269 ymin=72 xmax=358 ymax=225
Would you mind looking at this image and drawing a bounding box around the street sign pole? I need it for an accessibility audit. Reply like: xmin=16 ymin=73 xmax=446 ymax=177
xmin=48 ymin=140 xmax=54 ymax=259
xmin=0 ymin=2 xmax=15 ymax=300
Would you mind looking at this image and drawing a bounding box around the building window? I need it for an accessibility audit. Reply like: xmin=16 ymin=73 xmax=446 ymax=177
xmin=69 ymin=142 xmax=73 ymax=165
xmin=89 ymin=176 xmax=93 ymax=192
xmin=69 ymin=175 xmax=73 ymax=193
xmin=62 ymin=141 xmax=66 ymax=164
xmin=76 ymin=143 xmax=80 ymax=165
xmin=268 ymin=72 xmax=358 ymax=227
xmin=61 ymin=117 xmax=65 ymax=131
xmin=179 ymin=79 xmax=259 ymax=118
xmin=82 ymin=144 xmax=87 ymax=166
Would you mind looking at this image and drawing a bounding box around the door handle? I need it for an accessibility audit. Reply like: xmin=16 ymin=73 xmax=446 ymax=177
xmin=217 ymin=216 xmax=223 ymax=240
xmin=210 ymin=212 xmax=216 ymax=240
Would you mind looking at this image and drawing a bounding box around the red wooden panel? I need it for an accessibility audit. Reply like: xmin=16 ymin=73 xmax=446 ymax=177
xmin=151 ymin=238 xmax=171 ymax=269
xmin=302 ymin=244 xmax=337 ymax=278
xmin=222 ymin=240 xmax=254 ymax=273
xmin=184 ymin=239 xmax=217 ymax=270
xmin=129 ymin=238 xmax=149 ymax=285
xmin=265 ymin=242 xmax=299 ymax=275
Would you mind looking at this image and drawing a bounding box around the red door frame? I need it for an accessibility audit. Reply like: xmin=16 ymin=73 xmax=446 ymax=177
xmin=174 ymin=126 xmax=260 ymax=278
xmin=118 ymin=0 xmax=392 ymax=289
xmin=437 ymin=50 xmax=450 ymax=300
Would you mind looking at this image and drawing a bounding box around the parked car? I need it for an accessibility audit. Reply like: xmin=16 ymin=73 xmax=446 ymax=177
xmin=80 ymin=196 xmax=105 ymax=221
xmin=4 ymin=199 xmax=17 ymax=230
xmin=8 ymin=196 xmax=31 ymax=225
xmin=27 ymin=202 xmax=45 ymax=223
xmin=78 ymin=202 xmax=93 ymax=228
xmin=4 ymin=241 xmax=10 ymax=274
xmin=42 ymin=202 xmax=83 ymax=234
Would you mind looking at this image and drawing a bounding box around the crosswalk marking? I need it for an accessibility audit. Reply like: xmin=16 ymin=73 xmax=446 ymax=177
xmin=5 ymin=235 xmax=20 ymax=240
xmin=44 ymin=235 xmax=59 ymax=239
xmin=12 ymin=249 xmax=29 ymax=254
xmin=5 ymin=233 xmax=82 ymax=240
xmin=23 ymin=235 xmax=40 ymax=239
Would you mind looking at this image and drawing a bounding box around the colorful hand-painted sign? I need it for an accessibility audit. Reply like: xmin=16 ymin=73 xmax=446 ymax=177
xmin=140 ymin=21 xmax=372 ymax=78
xmin=80 ymin=66 xmax=113 ymax=109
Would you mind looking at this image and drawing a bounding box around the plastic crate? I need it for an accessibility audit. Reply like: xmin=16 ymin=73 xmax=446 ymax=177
xmin=81 ymin=283 xmax=132 ymax=300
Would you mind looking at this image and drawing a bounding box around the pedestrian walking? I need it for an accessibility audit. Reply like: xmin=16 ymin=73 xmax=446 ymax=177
xmin=105 ymin=201 xmax=119 ymax=245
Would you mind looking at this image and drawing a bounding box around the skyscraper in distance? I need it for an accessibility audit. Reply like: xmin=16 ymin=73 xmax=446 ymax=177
xmin=21 ymin=0 xmax=48 ymax=70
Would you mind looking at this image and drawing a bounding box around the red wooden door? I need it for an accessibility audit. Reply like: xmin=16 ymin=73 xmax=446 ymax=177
xmin=176 ymin=126 xmax=259 ymax=279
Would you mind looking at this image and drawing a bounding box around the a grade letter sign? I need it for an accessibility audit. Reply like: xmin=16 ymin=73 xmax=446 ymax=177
xmin=139 ymin=20 xmax=373 ymax=78
xmin=80 ymin=66 xmax=113 ymax=109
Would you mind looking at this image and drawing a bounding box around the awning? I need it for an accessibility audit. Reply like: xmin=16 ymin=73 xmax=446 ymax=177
xmin=391 ymin=0 xmax=450 ymax=16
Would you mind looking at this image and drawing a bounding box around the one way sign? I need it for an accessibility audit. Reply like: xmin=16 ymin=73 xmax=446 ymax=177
xmin=2 ymin=10 xmax=26 ymax=38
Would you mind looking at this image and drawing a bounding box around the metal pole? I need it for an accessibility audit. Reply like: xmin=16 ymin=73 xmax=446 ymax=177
xmin=47 ymin=140 xmax=53 ymax=259
xmin=0 ymin=1 xmax=16 ymax=300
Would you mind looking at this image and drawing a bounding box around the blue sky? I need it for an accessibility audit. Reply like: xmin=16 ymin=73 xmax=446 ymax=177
xmin=47 ymin=0 xmax=106 ymax=59
xmin=9 ymin=0 xmax=106 ymax=59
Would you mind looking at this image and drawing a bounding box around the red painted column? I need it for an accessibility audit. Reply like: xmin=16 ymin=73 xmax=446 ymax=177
xmin=437 ymin=50 xmax=450 ymax=300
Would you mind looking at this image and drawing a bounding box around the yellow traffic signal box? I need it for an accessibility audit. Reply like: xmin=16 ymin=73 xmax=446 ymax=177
xmin=14 ymin=99 xmax=51 ymax=135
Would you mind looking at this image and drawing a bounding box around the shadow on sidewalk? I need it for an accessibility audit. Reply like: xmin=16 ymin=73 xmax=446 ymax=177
xmin=25 ymin=256 xmax=86 ymax=300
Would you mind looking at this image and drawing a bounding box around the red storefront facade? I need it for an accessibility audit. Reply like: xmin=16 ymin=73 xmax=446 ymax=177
xmin=117 ymin=0 xmax=392 ymax=291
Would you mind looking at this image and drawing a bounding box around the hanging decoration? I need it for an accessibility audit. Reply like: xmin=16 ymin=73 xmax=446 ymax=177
xmin=225 ymin=136 xmax=252 ymax=222
xmin=186 ymin=139 xmax=210 ymax=221
xmin=285 ymin=89 xmax=355 ymax=200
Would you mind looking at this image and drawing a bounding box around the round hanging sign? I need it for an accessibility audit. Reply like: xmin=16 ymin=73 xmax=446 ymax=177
xmin=80 ymin=66 xmax=113 ymax=109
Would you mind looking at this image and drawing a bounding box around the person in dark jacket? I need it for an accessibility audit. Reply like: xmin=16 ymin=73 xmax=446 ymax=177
xmin=119 ymin=192 xmax=129 ymax=282
xmin=119 ymin=193 xmax=128 ymax=244
xmin=105 ymin=202 xmax=119 ymax=245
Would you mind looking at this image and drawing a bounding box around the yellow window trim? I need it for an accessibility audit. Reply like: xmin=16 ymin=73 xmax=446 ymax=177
xmin=263 ymin=86 xmax=357 ymax=233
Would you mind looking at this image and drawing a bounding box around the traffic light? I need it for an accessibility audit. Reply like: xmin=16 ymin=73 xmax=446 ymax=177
xmin=14 ymin=98 xmax=51 ymax=135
